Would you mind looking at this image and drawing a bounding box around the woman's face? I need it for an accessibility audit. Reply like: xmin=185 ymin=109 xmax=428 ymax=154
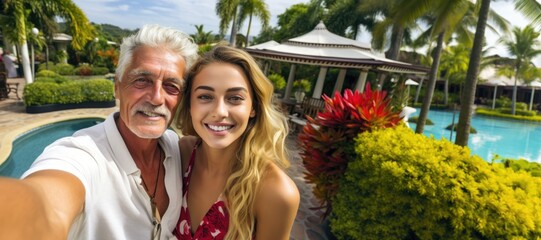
xmin=190 ymin=62 xmax=256 ymax=150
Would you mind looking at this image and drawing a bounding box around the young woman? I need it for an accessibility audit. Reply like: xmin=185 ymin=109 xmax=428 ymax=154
xmin=174 ymin=45 xmax=300 ymax=240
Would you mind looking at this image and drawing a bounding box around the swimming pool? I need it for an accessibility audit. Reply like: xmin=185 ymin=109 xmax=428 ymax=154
xmin=0 ymin=118 xmax=104 ymax=178
xmin=408 ymin=109 xmax=541 ymax=163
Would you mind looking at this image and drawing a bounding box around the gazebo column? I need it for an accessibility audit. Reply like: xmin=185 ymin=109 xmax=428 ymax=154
xmin=355 ymin=70 xmax=369 ymax=93
xmin=492 ymin=85 xmax=498 ymax=109
xmin=263 ymin=61 xmax=270 ymax=75
xmin=283 ymin=64 xmax=297 ymax=100
xmin=333 ymin=68 xmax=347 ymax=95
xmin=312 ymin=67 xmax=328 ymax=99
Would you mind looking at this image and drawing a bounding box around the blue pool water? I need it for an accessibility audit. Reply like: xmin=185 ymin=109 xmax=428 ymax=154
xmin=408 ymin=109 xmax=541 ymax=163
xmin=0 ymin=118 xmax=104 ymax=178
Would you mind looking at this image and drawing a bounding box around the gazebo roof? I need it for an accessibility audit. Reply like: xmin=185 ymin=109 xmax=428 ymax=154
xmin=53 ymin=33 xmax=72 ymax=42
xmin=246 ymin=21 xmax=428 ymax=75
xmin=479 ymin=66 xmax=541 ymax=89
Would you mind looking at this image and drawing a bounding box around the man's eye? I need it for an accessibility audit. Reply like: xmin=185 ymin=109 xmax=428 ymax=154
xmin=164 ymin=83 xmax=181 ymax=95
xmin=133 ymin=78 xmax=151 ymax=88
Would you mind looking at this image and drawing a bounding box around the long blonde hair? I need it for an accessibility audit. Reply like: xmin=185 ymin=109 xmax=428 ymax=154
xmin=175 ymin=45 xmax=290 ymax=239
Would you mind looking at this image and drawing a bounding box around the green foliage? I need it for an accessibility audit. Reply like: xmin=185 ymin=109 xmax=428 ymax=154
xmin=499 ymin=108 xmax=537 ymax=116
xmin=80 ymin=79 xmax=115 ymax=102
xmin=495 ymin=97 xmax=511 ymax=108
xmin=36 ymin=70 xmax=59 ymax=78
xmin=445 ymin=123 xmax=477 ymax=133
xmin=408 ymin=116 xmax=434 ymax=125
xmin=476 ymin=108 xmax=541 ymax=121
xmin=267 ymin=73 xmax=286 ymax=90
xmin=331 ymin=126 xmax=541 ymax=239
xmin=91 ymin=67 xmax=110 ymax=75
xmin=293 ymin=79 xmax=311 ymax=92
xmin=23 ymin=82 xmax=59 ymax=106
xmin=74 ymin=64 xmax=93 ymax=76
xmin=496 ymin=158 xmax=541 ymax=177
xmin=37 ymin=62 xmax=56 ymax=71
xmin=24 ymin=79 xmax=114 ymax=106
xmin=198 ymin=44 xmax=214 ymax=55
xmin=55 ymin=63 xmax=75 ymax=75
xmin=298 ymin=84 xmax=402 ymax=216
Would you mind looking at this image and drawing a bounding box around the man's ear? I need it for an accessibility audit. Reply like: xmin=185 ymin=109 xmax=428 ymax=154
xmin=114 ymin=78 xmax=120 ymax=99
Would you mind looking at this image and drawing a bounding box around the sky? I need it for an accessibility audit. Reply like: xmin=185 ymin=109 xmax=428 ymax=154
xmin=72 ymin=0 xmax=535 ymax=60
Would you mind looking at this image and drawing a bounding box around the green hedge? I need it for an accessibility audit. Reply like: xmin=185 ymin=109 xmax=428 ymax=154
xmin=476 ymin=108 xmax=541 ymax=122
xmin=331 ymin=126 xmax=541 ymax=239
xmin=24 ymin=79 xmax=114 ymax=106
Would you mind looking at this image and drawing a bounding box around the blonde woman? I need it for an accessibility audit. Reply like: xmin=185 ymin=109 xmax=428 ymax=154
xmin=174 ymin=45 xmax=299 ymax=239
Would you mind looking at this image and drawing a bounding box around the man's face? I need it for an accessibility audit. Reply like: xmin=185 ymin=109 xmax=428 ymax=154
xmin=115 ymin=46 xmax=186 ymax=139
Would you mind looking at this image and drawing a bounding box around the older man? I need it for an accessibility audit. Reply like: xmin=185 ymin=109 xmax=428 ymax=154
xmin=0 ymin=24 xmax=198 ymax=239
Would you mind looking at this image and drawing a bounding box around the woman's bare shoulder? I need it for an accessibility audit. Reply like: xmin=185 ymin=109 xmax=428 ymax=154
xmin=258 ymin=163 xmax=300 ymax=210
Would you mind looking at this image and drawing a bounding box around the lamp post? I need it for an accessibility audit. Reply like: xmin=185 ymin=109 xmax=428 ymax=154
xmin=31 ymin=27 xmax=39 ymax=80
xmin=92 ymin=37 xmax=99 ymax=65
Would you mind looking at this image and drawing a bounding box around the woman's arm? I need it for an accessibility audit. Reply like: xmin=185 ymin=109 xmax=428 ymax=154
xmin=254 ymin=164 xmax=300 ymax=240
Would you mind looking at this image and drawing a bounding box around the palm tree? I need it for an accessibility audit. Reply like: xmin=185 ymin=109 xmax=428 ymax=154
xmin=455 ymin=0 xmax=541 ymax=146
xmin=191 ymin=24 xmax=214 ymax=45
xmin=2 ymin=0 xmax=95 ymax=83
xmin=236 ymin=0 xmax=269 ymax=47
xmin=393 ymin=0 xmax=473 ymax=134
xmin=216 ymin=0 xmax=241 ymax=47
xmin=500 ymin=25 xmax=541 ymax=115
xmin=439 ymin=45 xmax=471 ymax=106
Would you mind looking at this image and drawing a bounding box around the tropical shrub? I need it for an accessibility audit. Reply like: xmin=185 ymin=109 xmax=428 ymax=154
xmin=331 ymin=126 xmax=541 ymax=239
xmin=74 ymin=64 xmax=93 ymax=76
xmin=298 ymin=83 xmax=402 ymax=216
xmin=408 ymin=116 xmax=434 ymax=125
xmin=293 ymin=79 xmax=311 ymax=93
xmin=24 ymin=79 xmax=114 ymax=106
xmin=92 ymin=67 xmax=110 ymax=75
xmin=35 ymin=70 xmax=69 ymax=84
xmin=499 ymin=158 xmax=541 ymax=177
xmin=55 ymin=63 xmax=75 ymax=75
xmin=476 ymin=108 xmax=541 ymax=122
xmin=81 ymin=79 xmax=115 ymax=102
xmin=267 ymin=73 xmax=286 ymax=91
xmin=37 ymin=61 xmax=56 ymax=71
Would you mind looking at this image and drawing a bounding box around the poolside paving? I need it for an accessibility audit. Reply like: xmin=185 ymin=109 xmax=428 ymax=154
xmin=0 ymin=78 xmax=331 ymax=240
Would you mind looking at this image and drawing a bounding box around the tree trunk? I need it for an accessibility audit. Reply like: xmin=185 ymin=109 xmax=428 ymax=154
xmin=415 ymin=32 xmax=444 ymax=134
xmin=511 ymin=69 xmax=519 ymax=115
xmin=245 ymin=14 xmax=253 ymax=47
xmin=387 ymin=24 xmax=404 ymax=60
xmin=455 ymin=0 xmax=491 ymax=146
xmin=229 ymin=6 xmax=239 ymax=47
xmin=444 ymin=76 xmax=449 ymax=106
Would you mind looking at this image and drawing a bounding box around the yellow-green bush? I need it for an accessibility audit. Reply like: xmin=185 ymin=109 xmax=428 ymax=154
xmin=24 ymin=79 xmax=114 ymax=106
xmin=331 ymin=126 xmax=541 ymax=239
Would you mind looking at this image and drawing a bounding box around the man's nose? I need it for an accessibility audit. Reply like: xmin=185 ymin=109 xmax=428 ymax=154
xmin=149 ymin=81 xmax=165 ymax=105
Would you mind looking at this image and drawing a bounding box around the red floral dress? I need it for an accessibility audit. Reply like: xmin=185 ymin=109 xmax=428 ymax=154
xmin=174 ymin=142 xmax=230 ymax=239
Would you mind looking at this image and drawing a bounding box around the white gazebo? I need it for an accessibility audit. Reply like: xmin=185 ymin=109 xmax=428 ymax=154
xmin=52 ymin=33 xmax=73 ymax=64
xmin=246 ymin=21 xmax=428 ymax=100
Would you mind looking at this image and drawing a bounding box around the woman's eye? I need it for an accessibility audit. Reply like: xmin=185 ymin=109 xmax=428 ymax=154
xmin=197 ymin=94 xmax=213 ymax=101
xmin=228 ymin=96 xmax=245 ymax=104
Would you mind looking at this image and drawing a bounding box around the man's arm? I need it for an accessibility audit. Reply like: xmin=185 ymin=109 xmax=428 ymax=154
xmin=0 ymin=170 xmax=85 ymax=239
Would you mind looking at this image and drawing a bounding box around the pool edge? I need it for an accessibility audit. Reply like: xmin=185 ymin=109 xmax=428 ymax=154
xmin=0 ymin=114 xmax=109 ymax=167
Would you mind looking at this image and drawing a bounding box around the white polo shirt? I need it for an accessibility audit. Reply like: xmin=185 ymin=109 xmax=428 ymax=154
xmin=22 ymin=112 xmax=183 ymax=240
